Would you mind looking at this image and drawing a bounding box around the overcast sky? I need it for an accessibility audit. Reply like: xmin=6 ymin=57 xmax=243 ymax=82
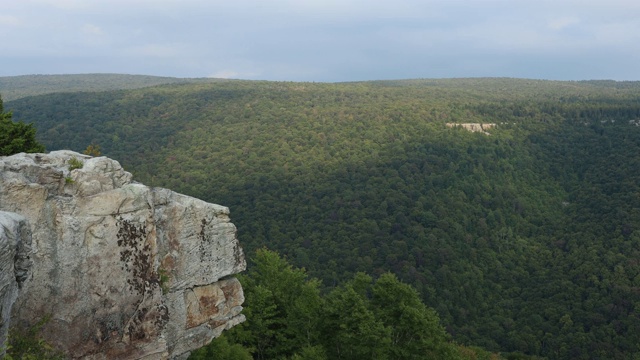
xmin=2 ymin=0 xmax=640 ymax=82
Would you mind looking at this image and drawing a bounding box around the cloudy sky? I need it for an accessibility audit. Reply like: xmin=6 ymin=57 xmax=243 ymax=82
xmin=2 ymin=0 xmax=639 ymax=82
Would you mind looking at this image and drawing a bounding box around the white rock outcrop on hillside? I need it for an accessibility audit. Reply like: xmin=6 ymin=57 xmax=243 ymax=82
xmin=0 ymin=151 xmax=246 ymax=359
xmin=446 ymin=123 xmax=496 ymax=135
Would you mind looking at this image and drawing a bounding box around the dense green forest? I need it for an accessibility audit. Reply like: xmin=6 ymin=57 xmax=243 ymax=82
xmin=5 ymin=77 xmax=640 ymax=359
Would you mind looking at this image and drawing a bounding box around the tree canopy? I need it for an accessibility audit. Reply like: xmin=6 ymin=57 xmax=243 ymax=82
xmin=190 ymin=249 xmax=494 ymax=360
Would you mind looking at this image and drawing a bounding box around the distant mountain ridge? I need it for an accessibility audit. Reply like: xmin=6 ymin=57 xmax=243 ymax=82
xmin=0 ymin=73 xmax=228 ymax=101
xmin=3 ymin=73 xmax=640 ymax=103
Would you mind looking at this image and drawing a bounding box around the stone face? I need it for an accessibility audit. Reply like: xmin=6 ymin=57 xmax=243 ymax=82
xmin=0 ymin=151 xmax=246 ymax=359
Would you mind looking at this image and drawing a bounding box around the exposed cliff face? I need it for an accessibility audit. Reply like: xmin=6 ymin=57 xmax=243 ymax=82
xmin=446 ymin=123 xmax=496 ymax=135
xmin=0 ymin=151 xmax=246 ymax=359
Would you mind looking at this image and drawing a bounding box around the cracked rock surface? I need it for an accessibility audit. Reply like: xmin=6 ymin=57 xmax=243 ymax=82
xmin=0 ymin=151 xmax=246 ymax=359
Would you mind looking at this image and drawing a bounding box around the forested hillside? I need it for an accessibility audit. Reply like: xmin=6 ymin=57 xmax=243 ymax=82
xmin=5 ymin=78 xmax=640 ymax=359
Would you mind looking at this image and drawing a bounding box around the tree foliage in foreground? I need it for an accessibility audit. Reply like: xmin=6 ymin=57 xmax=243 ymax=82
xmin=190 ymin=249 xmax=499 ymax=360
xmin=0 ymin=96 xmax=44 ymax=156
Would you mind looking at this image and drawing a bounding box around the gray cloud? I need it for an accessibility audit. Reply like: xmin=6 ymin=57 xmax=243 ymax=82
xmin=2 ymin=0 xmax=639 ymax=81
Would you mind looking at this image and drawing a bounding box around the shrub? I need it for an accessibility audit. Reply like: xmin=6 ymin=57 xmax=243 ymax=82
xmin=3 ymin=315 xmax=66 ymax=360
xmin=67 ymin=157 xmax=83 ymax=171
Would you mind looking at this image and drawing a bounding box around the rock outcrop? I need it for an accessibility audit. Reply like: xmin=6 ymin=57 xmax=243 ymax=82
xmin=446 ymin=123 xmax=496 ymax=135
xmin=0 ymin=151 xmax=245 ymax=359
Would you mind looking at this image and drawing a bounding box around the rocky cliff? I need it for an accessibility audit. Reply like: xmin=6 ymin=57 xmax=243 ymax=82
xmin=0 ymin=151 xmax=246 ymax=359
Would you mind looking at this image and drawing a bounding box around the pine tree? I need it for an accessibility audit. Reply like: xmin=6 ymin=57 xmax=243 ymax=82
xmin=0 ymin=95 xmax=45 ymax=155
